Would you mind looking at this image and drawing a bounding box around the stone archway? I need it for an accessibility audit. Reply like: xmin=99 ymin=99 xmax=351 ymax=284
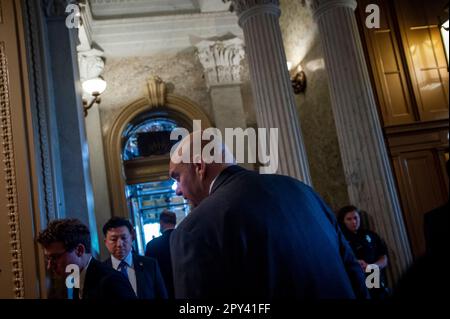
xmin=104 ymin=76 xmax=212 ymax=218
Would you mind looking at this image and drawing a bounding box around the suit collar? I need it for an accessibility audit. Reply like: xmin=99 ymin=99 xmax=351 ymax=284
xmin=162 ymin=229 xmax=174 ymax=236
xmin=131 ymin=252 xmax=143 ymax=270
xmin=210 ymin=165 xmax=245 ymax=195
xmin=132 ymin=253 xmax=145 ymax=298
xmin=82 ymin=257 xmax=98 ymax=299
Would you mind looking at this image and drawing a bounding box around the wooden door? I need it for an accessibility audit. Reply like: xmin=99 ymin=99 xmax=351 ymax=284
xmin=392 ymin=148 xmax=448 ymax=257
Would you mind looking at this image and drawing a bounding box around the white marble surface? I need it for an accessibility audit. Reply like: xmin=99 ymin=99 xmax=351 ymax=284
xmin=280 ymin=0 xmax=349 ymax=210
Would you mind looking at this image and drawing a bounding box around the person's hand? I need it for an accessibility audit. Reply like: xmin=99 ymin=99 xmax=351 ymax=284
xmin=357 ymin=260 xmax=368 ymax=272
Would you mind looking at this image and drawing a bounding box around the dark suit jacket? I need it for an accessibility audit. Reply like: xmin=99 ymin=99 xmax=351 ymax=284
xmin=104 ymin=253 xmax=168 ymax=299
xmin=170 ymin=165 xmax=369 ymax=299
xmin=145 ymin=229 xmax=175 ymax=299
xmin=82 ymin=258 xmax=136 ymax=300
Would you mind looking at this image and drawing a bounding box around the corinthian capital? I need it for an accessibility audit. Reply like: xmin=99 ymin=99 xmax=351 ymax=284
xmin=196 ymin=37 xmax=245 ymax=88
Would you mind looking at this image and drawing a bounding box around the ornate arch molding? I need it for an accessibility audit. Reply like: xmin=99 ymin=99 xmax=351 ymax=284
xmin=105 ymin=77 xmax=212 ymax=218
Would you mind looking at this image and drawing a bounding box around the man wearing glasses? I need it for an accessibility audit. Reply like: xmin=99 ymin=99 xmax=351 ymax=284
xmin=37 ymin=218 xmax=136 ymax=299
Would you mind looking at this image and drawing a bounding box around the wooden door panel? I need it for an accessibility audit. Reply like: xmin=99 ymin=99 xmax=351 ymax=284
xmin=357 ymin=0 xmax=416 ymax=126
xmin=393 ymin=150 xmax=448 ymax=257
xmin=395 ymin=0 xmax=449 ymax=121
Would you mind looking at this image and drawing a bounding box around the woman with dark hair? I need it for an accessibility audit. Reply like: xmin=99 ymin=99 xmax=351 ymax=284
xmin=337 ymin=205 xmax=389 ymax=299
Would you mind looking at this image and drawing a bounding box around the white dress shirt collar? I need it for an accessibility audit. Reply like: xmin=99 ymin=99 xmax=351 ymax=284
xmin=111 ymin=251 xmax=134 ymax=270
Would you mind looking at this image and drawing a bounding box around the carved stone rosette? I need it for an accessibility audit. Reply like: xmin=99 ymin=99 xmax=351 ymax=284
xmin=0 ymin=42 xmax=25 ymax=298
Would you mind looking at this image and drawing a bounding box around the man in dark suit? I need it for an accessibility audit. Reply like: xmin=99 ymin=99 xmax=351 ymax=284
xmin=37 ymin=218 xmax=136 ymax=299
xmin=103 ymin=217 xmax=168 ymax=299
xmin=168 ymin=131 xmax=369 ymax=299
xmin=145 ymin=210 xmax=177 ymax=299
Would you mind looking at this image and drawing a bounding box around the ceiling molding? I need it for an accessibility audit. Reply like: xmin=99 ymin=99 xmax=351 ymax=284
xmin=89 ymin=10 xmax=243 ymax=57
xmin=88 ymin=0 xmax=231 ymax=19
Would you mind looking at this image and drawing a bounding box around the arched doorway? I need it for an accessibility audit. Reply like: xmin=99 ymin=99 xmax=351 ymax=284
xmin=105 ymin=77 xmax=212 ymax=253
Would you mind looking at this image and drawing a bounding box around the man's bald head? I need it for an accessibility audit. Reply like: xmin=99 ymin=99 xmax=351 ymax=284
xmin=170 ymin=130 xmax=235 ymax=165
xmin=169 ymin=130 xmax=235 ymax=207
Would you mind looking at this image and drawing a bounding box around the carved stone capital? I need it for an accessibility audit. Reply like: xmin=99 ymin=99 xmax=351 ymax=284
xmin=146 ymin=76 xmax=167 ymax=108
xmin=77 ymin=48 xmax=105 ymax=82
xmin=196 ymin=37 xmax=245 ymax=88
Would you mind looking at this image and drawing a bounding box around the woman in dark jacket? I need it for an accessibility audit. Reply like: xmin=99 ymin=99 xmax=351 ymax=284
xmin=337 ymin=205 xmax=389 ymax=299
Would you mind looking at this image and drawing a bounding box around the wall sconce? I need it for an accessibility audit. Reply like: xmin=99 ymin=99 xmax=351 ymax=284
xmin=82 ymin=77 xmax=107 ymax=117
xmin=288 ymin=62 xmax=307 ymax=94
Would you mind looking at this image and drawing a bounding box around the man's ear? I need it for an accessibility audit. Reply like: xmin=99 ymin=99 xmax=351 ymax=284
xmin=75 ymin=244 xmax=86 ymax=257
xmin=194 ymin=161 xmax=207 ymax=180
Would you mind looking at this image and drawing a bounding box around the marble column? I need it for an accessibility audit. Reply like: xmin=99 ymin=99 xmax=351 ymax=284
xmin=311 ymin=0 xmax=412 ymax=281
xmin=196 ymin=37 xmax=256 ymax=169
xmin=227 ymin=0 xmax=312 ymax=183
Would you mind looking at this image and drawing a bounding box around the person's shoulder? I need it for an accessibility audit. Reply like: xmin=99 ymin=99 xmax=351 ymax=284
xmin=362 ymin=229 xmax=386 ymax=244
xmin=147 ymin=234 xmax=163 ymax=246
xmin=362 ymin=229 xmax=380 ymax=238
xmin=134 ymin=253 xmax=160 ymax=269
xmin=88 ymin=258 xmax=121 ymax=280
xmin=101 ymin=256 xmax=112 ymax=266
xmin=259 ymin=172 xmax=311 ymax=190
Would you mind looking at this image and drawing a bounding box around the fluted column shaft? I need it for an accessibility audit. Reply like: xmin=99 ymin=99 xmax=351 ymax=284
xmin=231 ymin=0 xmax=312 ymax=184
xmin=311 ymin=0 xmax=412 ymax=281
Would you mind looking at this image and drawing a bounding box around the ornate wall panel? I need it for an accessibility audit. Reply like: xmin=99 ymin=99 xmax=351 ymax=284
xmin=0 ymin=41 xmax=25 ymax=298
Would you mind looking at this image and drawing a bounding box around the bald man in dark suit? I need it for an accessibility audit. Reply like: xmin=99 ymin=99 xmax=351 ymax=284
xmin=168 ymin=132 xmax=369 ymax=299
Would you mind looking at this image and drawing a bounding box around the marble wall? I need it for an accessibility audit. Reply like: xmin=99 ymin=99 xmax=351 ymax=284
xmin=99 ymin=47 xmax=255 ymax=133
xmin=279 ymin=0 xmax=349 ymax=211
xmin=100 ymin=48 xmax=213 ymax=134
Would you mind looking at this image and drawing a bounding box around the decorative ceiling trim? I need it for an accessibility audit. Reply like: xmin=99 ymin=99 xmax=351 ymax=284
xmin=88 ymin=10 xmax=243 ymax=56
xmin=88 ymin=0 xmax=230 ymax=18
